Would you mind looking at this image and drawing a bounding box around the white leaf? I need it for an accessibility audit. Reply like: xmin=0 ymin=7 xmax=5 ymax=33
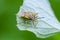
xmin=16 ymin=0 xmax=60 ymax=38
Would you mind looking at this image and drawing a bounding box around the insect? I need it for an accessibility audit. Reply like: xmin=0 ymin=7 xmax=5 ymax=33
xmin=19 ymin=11 xmax=44 ymax=28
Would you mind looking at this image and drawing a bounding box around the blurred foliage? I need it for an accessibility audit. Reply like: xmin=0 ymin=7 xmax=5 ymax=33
xmin=0 ymin=0 xmax=60 ymax=40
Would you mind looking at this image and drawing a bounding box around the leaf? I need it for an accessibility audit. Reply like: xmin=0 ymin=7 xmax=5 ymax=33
xmin=16 ymin=0 xmax=60 ymax=38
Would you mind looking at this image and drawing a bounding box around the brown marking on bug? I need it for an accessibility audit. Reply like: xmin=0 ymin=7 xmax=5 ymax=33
xmin=20 ymin=12 xmax=38 ymax=21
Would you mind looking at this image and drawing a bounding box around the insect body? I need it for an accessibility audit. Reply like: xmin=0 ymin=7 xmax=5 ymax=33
xmin=20 ymin=12 xmax=38 ymax=22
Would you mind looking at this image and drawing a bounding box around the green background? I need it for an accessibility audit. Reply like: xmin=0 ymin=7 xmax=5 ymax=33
xmin=0 ymin=0 xmax=60 ymax=40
